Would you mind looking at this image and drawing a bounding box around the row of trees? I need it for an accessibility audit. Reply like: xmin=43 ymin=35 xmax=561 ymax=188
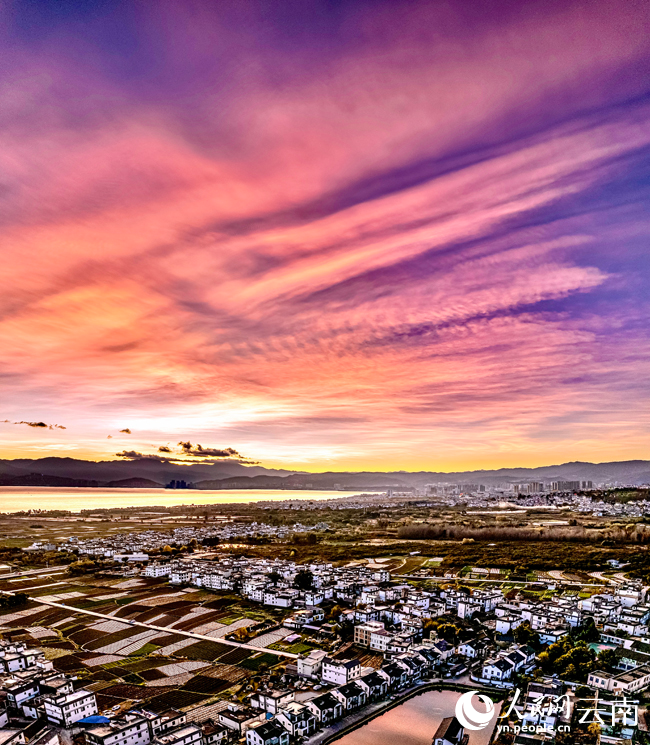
xmin=0 ymin=592 xmax=28 ymax=610
xmin=398 ymin=522 xmax=650 ymax=544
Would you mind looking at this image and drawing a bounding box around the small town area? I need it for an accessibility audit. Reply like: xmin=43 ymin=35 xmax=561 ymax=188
xmin=3 ymin=0 xmax=650 ymax=742
xmin=2 ymin=514 xmax=650 ymax=745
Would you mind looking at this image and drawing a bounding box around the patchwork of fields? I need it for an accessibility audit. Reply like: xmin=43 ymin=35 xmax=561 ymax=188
xmin=0 ymin=571 xmax=321 ymax=715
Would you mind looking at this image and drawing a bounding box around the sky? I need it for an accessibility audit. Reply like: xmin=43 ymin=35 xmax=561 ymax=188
xmin=1 ymin=0 xmax=650 ymax=472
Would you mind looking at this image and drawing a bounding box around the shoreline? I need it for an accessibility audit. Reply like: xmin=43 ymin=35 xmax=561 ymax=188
xmin=0 ymin=486 xmax=354 ymax=513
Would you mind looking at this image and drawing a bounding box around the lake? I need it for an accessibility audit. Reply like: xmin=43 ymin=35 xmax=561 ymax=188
xmin=0 ymin=487 xmax=349 ymax=513
xmin=335 ymin=690 xmax=501 ymax=745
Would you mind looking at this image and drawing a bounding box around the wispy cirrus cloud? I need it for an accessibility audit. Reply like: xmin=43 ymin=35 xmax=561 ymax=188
xmin=0 ymin=0 xmax=649 ymax=470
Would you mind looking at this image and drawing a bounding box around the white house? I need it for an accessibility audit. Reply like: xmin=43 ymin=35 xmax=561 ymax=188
xmin=245 ymin=721 xmax=289 ymax=745
xmin=321 ymin=658 xmax=361 ymax=686
xmin=297 ymin=649 xmax=328 ymax=680
xmin=43 ymin=690 xmax=98 ymax=727
xmin=85 ymin=713 xmax=151 ymax=745
xmin=151 ymin=724 xmax=203 ymax=745
xmin=144 ymin=563 xmax=171 ymax=578
xmin=249 ymin=690 xmax=294 ymax=715
xmin=481 ymin=658 xmax=514 ymax=681
xmin=275 ymin=702 xmax=317 ymax=738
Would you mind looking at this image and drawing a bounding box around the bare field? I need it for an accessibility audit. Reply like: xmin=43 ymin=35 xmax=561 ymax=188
xmin=0 ymin=573 xmax=295 ymax=714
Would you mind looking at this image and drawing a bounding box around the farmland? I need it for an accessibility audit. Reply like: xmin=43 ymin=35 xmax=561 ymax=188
xmin=0 ymin=571 xmax=300 ymax=714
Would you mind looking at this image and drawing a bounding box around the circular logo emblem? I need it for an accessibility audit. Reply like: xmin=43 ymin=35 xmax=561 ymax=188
xmin=455 ymin=691 xmax=496 ymax=731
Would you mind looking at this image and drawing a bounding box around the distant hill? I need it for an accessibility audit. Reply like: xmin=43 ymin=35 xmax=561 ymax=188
xmin=0 ymin=457 xmax=297 ymax=486
xmin=105 ymin=478 xmax=163 ymax=488
xmin=0 ymin=456 xmax=648 ymax=489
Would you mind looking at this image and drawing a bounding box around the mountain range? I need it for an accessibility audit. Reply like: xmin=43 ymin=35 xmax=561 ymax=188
xmin=0 ymin=457 xmax=648 ymax=489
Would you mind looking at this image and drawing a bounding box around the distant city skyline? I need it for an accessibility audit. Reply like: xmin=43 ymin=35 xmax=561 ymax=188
xmin=1 ymin=0 xmax=650 ymax=471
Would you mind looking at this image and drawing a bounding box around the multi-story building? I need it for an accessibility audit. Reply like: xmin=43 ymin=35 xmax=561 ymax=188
xmin=275 ymin=702 xmax=317 ymax=738
xmin=85 ymin=713 xmax=151 ymax=745
xmin=0 ymin=644 xmax=48 ymax=674
xmin=151 ymin=724 xmax=203 ymax=745
xmin=143 ymin=563 xmax=171 ymax=578
xmin=354 ymin=621 xmax=392 ymax=651
xmin=320 ymin=658 xmax=361 ymax=686
xmin=43 ymin=690 xmax=98 ymax=727
xmin=296 ymin=650 xmax=327 ymax=680
xmin=249 ymin=690 xmax=294 ymax=715
xmin=245 ymin=720 xmax=289 ymax=745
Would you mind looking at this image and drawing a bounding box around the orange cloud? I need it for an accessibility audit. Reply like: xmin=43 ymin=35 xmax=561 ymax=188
xmin=1 ymin=0 xmax=650 ymax=469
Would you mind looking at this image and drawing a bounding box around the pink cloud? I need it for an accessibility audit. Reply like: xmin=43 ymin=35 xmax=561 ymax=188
xmin=0 ymin=0 xmax=649 ymax=468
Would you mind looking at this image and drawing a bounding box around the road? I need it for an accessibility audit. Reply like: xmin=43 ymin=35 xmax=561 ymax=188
xmin=588 ymin=571 xmax=622 ymax=585
xmin=32 ymin=597 xmax=300 ymax=659
xmin=0 ymin=566 xmax=68 ymax=580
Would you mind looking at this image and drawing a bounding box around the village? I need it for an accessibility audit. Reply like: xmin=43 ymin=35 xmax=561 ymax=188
xmin=2 ymin=535 xmax=650 ymax=745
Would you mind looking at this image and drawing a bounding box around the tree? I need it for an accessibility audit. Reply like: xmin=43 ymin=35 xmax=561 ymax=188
xmin=587 ymin=723 xmax=601 ymax=739
xmin=436 ymin=623 xmax=460 ymax=644
xmin=514 ymin=621 xmax=540 ymax=648
xmin=294 ymin=569 xmax=314 ymax=591
xmin=571 ymin=617 xmax=600 ymax=644
xmin=597 ymin=647 xmax=618 ymax=670
xmin=68 ymin=559 xmax=99 ymax=576
xmin=267 ymin=571 xmax=282 ymax=586
xmin=538 ymin=637 xmax=596 ymax=681
xmin=327 ymin=604 xmax=343 ymax=621
xmin=0 ymin=592 xmax=28 ymax=610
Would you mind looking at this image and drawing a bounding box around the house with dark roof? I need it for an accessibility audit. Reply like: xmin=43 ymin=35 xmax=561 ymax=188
xmin=412 ymin=645 xmax=440 ymax=671
xmin=433 ymin=716 xmax=468 ymax=745
xmin=429 ymin=639 xmax=456 ymax=660
xmin=357 ymin=671 xmax=389 ymax=701
xmin=305 ymin=693 xmax=343 ymax=725
xmin=321 ymin=657 xmax=361 ymax=686
xmin=381 ymin=661 xmax=409 ymax=689
xmin=482 ymin=657 xmax=514 ymax=681
xmin=457 ymin=638 xmax=491 ymax=660
xmin=275 ymin=702 xmax=317 ymax=738
xmin=331 ymin=682 xmax=367 ymax=711
xmin=245 ymin=720 xmax=289 ymax=745
xmin=396 ymin=652 xmax=427 ymax=679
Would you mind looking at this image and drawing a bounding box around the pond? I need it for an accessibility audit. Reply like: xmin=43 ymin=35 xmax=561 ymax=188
xmin=335 ymin=689 xmax=501 ymax=745
xmin=589 ymin=642 xmax=616 ymax=652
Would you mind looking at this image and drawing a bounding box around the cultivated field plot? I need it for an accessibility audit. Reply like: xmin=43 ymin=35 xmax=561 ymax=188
xmin=0 ymin=572 xmax=290 ymax=714
xmin=248 ymin=627 xmax=292 ymax=647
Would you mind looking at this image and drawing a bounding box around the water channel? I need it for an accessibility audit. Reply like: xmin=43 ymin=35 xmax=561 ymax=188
xmin=334 ymin=689 xmax=501 ymax=745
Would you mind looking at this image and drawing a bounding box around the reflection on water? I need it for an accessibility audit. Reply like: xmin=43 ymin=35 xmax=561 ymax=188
xmin=0 ymin=487 xmax=348 ymax=513
xmin=335 ymin=690 xmax=500 ymax=745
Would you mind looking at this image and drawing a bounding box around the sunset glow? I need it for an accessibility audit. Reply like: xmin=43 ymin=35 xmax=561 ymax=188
xmin=2 ymin=0 xmax=650 ymax=471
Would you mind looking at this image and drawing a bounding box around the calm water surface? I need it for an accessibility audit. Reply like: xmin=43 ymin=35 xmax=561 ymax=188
xmin=336 ymin=690 xmax=501 ymax=745
xmin=0 ymin=487 xmax=350 ymax=513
